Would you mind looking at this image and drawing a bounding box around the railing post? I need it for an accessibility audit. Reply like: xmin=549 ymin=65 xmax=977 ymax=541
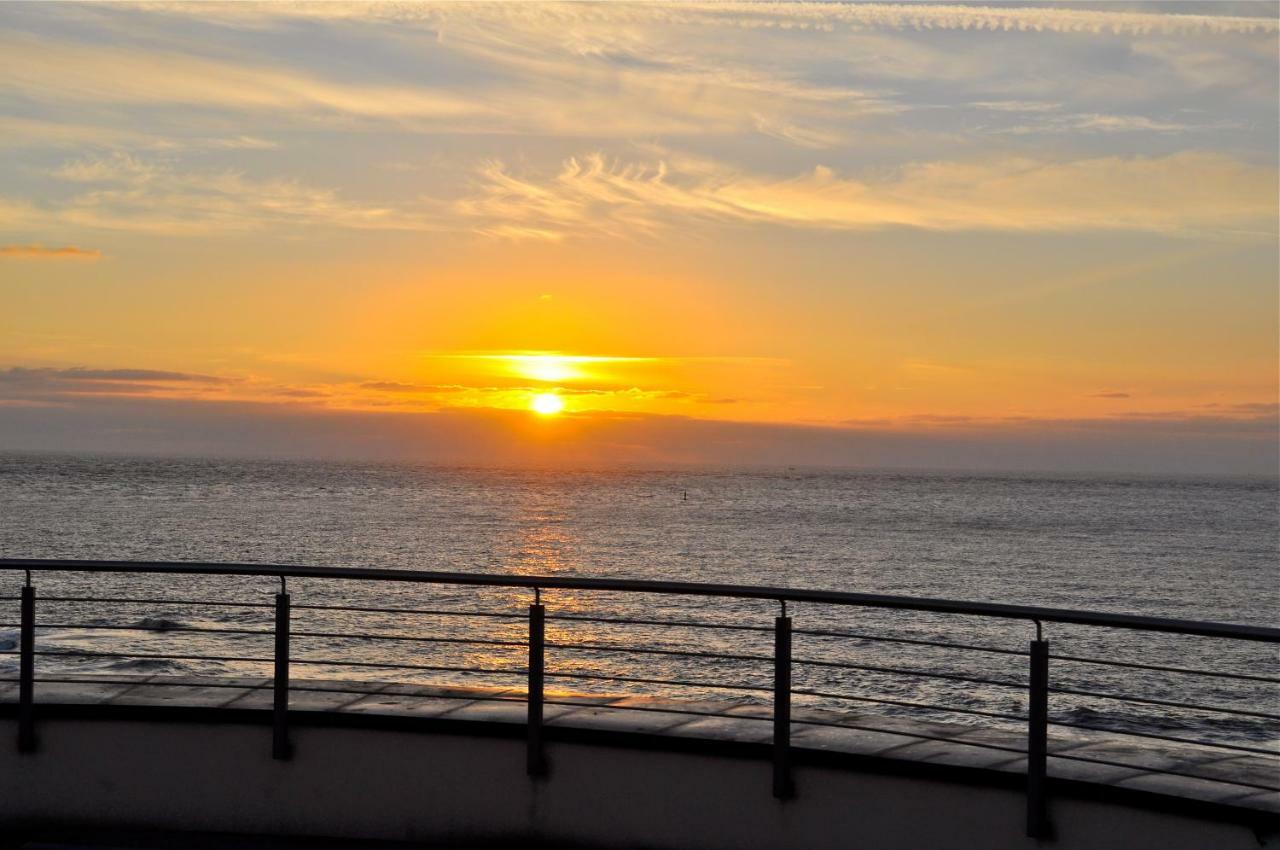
xmin=527 ymin=594 xmax=547 ymax=777
xmin=18 ymin=582 xmax=36 ymax=753
xmin=272 ymin=585 xmax=292 ymax=760
xmin=1027 ymin=628 xmax=1050 ymax=839
xmin=773 ymin=604 xmax=794 ymax=799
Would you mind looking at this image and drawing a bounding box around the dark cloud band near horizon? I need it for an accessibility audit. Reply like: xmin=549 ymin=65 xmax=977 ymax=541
xmin=0 ymin=366 xmax=231 ymax=384
xmin=0 ymin=394 xmax=1273 ymax=476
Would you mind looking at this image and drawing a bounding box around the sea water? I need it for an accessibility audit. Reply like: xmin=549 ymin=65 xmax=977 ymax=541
xmin=1 ymin=453 xmax=1276 ymax=747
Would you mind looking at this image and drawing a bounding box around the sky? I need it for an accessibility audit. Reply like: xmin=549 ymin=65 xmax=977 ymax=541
xmin=0 ymin=1 xmax=1276 ymax=472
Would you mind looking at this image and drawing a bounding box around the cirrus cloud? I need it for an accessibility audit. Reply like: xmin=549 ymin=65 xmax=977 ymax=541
xmin=15 ymin=153 xmax=439 ymax=235
xmin=460 ymin=150 xmax=1278 ymax=240
xmin=133 ymin=2 xmax=1280 ymax=39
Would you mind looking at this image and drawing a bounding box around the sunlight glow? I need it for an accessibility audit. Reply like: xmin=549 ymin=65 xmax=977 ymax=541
xmin=531 ymin=392 xmax=564 ymax=416
xmin=441 ymin=353 xmax=658 ymax=385
xmin=514 ymin=355 xmax=580 ymax=383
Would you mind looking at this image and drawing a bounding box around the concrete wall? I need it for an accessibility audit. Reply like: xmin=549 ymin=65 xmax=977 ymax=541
xmin=0 ymin=716 xmax=1272 ymax=850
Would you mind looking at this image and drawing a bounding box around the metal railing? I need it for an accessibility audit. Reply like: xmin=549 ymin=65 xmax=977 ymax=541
xmin=1 ymin=558 xmax=1277 ymax=840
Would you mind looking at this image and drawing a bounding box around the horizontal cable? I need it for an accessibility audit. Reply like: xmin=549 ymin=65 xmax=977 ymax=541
xmin=546 ymin=641 xmax=771 ymax=664
xmin=0 ymin=623 xmax=273 ymax=636
xmin=290 ymin=657 xmax=527 ymax=677
xmin=292 ymin=630 xmax=526 ymax=650
xmin=1050 ymin=686 xmax=1280 ymax=720
xmin=293 ymin=603 xmax=523 ymax=620
xmin=794 ymin=657 xmax=1024 ymax=690
xmin=791 ymin=687 xmax=1026 ymax=723
xmin=794 ymin=627 xmax=1026 ymax=657
xmin=23 ymin=676 xmax=532 ymax=705
xmin=13 ymin=623 xmax=528 ymax=649
xmin=543 ymin=670 xmax=771 ymax=694
xmin=1049 ymin=720 xmax=1280 ymax=757
xmin=29 ymin=676 xmax=271 ymax=691
xmin=32 ymin=649 xmax=270 ymax=664
xmin=20 ymin=628 xmax=1263 ymax=702
xmin=549 ymin=613 xmax=772 ymax=633
xmin=41 ymin=596 xmax=273 ymax=609
xmin=1051 ymin=653 xmax=1280 ymax=684
xmin=283 ymin=683 xmax=524 ymax=702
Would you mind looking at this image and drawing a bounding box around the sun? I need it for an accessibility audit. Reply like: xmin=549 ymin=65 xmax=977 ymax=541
xmin=531 ymin=392 xmax=564 ymax=416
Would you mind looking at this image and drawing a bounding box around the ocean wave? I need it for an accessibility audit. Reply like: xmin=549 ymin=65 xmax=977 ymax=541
xmin=132 ymin=617 xmax=187 ymax=632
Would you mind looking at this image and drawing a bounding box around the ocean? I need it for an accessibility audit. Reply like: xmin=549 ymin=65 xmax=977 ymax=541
xmin=1 ymin=453 xmax=1276 ymax=748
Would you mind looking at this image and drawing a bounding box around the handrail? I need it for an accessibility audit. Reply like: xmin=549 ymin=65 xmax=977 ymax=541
xmin=3 ymin=555 xmax=1277 ymax=840
xmin=3 ymin=558 xmax=1276 ymax=642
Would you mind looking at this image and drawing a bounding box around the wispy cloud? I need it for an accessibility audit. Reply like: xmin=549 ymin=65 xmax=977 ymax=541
xmin=28 ymin=153 xmax=436 ymax=235
xmin=1199 ymin=401 xmax=1280 ymax=414
xmin=784 ymin=3 xmax=1279 ymax=37
xmin=0 ymin=359 xmax=763 ymax=418
xmin=0 ymin=244 xmax=100 ymax=260
xmin=0 ymin=366 xmax=235 ymax=400
xmin=844 ymin=405 xmax=1279 ymax=432
xmin=1 ymin=1 xmax=1272 ymax=167
xmin=993 ymin=112 xmax=1234 ymax=136
xmin=461 ymin=150 xmax=1278 ymax=240
xmin=137 ymin=3 xmax=1280 ymax=39
xmin=0 ymin=34 xmax=485 ymax=121
xmin=0 ymin=366 xmax=230 ymax=385
xmin=360 ymin=381 xmax=468 ymax=394
xmin=0 ymin=23 xmax=881 ymax=147
xmin=0 ymin=116 xmax=278 ymax=152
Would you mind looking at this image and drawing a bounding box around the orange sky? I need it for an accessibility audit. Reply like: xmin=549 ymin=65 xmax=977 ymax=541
xmin=0 ymin=3 xmax=1276 ymax=471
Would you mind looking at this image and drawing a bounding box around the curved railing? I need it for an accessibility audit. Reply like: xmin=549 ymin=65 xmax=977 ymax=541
xmin=1 ymin=558 xmax=1277 ymax=839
